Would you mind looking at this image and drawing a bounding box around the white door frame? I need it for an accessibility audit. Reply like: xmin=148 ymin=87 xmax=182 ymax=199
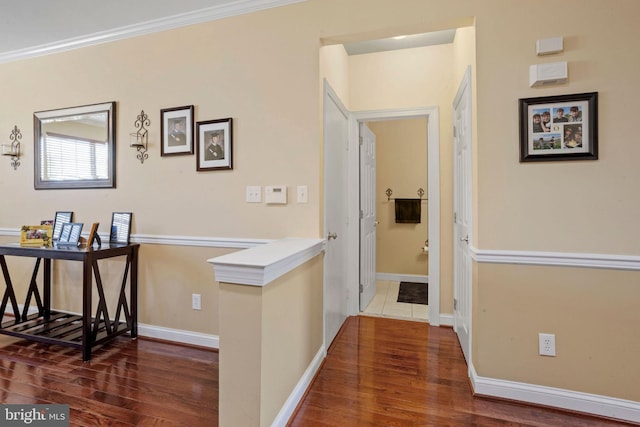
xmin=349 ymin=107 xmax=440 ymax=325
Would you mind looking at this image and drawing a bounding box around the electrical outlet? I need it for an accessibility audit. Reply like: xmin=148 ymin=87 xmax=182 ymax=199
xmin=192 ymin=293 xmax=201 ymax=310
xmin=538 ymin=333 xmax=556 ymax=356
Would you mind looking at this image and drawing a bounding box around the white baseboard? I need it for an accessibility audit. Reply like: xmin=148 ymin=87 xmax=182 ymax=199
xmin=12 ymin=305 xmax=220 ymax=349
xmin=271 ymin=346 xmax=325 ymax=427
xmin=469 ymin=364 xmax=640 ymax=424
xmin=138 ymin=323 xmax=219 ymax=349
xmin=439 ymin=313 xmax=454 ymax=327
xmin=376 ymin=272 xmax=428 ymax=283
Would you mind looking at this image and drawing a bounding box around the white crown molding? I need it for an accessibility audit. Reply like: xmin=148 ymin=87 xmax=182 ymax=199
xmin=471 ymin=245 xmax=640 ymax=271
xmin=469 ymin=363 xmax=640 ymax=424
xmin=0 ymin=0 xmax=307 ymax=64
xmin=209 ymin=238 xmax=325 ymax=286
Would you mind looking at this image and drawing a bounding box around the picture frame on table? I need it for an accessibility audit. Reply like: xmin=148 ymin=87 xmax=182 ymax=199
xmin=519 ymin=92 xmax=598 ymax=162
xmin=161 ymin=105 xmax=194 ymax=156
xmin=87 ymin=222 xmax=102 ymax=247
xmin=52 ymin=211 xmax=73 ymax=241
xmin=57 ymin=223 xmax=83 ymax=247
xmin=196 ymin=118 xmax=233 ymax=171
xmin=110 ymin=212 xmax=132 ymax=244
xmin=20 ymin=225 xmax=53 ymax=247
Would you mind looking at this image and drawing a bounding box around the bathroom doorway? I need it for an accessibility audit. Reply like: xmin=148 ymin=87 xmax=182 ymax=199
xmin=353 ymin=107 xmax=440 ymax=325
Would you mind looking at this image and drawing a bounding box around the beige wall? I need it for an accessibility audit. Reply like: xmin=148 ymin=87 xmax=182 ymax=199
xmin=0 ymin=0 xmax=639 ymax=408
xmin=476 ymin=263 xmax=640 ymax=401
xmin=218 ymin=255 xmax=323 ymax=426
xmin=369 ymin=119 xmax=428 ymax=276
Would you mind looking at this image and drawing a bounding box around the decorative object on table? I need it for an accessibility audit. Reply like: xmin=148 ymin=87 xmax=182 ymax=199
xmin=20 ymin=225 xmax=53 ymax=247
xmin=196 ymin=118 xmax=233 ymax=171
xmin=57 ymin=223 xmax=84 ymax=247
xmin=130 ymin=110 xmax=150 ymax=164
xmin=34 ymin=102 xmax=116 ymax=189
xmin=87 ymin=222 xmax=101 ymax=247
xmin=519 ymin=92 xmax=598 ymax=162
xmin=161 ymin=105 xmax=194 ymax=156
xmin=1 ymin=125 xmax=21 ymax=170
xmin=110 ymin=212 xmax=132 ymax=244
xmin=52 ymin=211 xmax=73 ymax=241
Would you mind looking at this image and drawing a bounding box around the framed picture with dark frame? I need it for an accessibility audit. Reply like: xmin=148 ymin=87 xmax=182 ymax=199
xmin=57 ymin=223 xmax=83 ymax=247
xmin=110 ymin=212 xmax=132 ymax=244
xmin=196 ymin=118 xmax=233 ymax=171
xmin=52 ymin=211 xmax=73 ymax=241
xmin=519 ymin=92 xmax=598 ymax=162
xmin=161 ymin=105 xmax=194 ymax=156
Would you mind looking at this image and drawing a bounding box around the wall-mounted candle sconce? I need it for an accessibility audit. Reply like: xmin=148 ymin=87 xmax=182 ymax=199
xmin=130 ymin=110 xmax=150 ymax=164
xmin=2 ymin=125 xmax=21 ymax=170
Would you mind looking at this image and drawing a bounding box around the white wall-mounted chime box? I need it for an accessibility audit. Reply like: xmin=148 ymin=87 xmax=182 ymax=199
xmin=529 ymin=61 xmax=568 ymax=87
xmin=536 ymin=36 xmax=563 ymax=55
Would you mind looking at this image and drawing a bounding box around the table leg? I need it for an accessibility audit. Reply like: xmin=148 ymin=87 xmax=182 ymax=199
xmin=22 ymin=258 xmax=44 ymax=320
xmin=82 ymin=253 xmax=93 ymax=362
xmin=44 ymin=259 xmax=51 ymax=318
xmin=131 ymin=245 xmax=138 ymax=338
xmin=0 ymin=255 xmax=20 ymax=323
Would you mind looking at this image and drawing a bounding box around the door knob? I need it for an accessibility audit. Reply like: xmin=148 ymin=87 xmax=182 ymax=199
xmin=327 ymin=232 xmax=338 ymax=240
xmin=460 ymin=235 xmax=469 ymax=243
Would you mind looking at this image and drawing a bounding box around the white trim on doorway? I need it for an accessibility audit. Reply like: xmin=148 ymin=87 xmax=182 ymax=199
xmin=350 ymin=106 xmax=441 ymax=325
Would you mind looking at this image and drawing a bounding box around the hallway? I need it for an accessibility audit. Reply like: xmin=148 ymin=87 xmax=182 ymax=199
xmin=288 ymin=316 xmax=627 ymax=426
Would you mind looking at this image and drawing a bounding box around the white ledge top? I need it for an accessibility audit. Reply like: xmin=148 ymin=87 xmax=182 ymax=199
xmin=208 ymin=238 xmax=325 ymax=286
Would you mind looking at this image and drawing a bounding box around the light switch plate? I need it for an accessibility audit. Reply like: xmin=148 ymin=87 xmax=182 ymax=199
xmin=246 ymin=186 xmax=262 ymax=203
xmin=297 ymin=185 xmax=308 ymax=203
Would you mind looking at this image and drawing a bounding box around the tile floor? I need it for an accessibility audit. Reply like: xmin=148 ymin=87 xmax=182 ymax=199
xmin=361 ymin=280 xmax=429 ymax=322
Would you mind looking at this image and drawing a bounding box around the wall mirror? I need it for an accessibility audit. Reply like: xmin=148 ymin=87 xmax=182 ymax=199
xmin=34 ymin=101 xmax=116 ymax=189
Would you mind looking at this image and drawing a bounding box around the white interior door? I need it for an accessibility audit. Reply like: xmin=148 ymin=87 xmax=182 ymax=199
xmin=453 ymin=67 xmax=472 ymax=363
xmin=323 ymin=82 xmax=350 ymax=349
xmin=359 ymin=123 xmax=376 ymax=311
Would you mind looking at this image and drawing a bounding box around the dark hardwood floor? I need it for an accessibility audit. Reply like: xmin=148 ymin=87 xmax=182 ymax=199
xmin=0 ymin=315 xmax=633 ymax=426
xmin=0 ymin=334 xmax=218 ymax=426
xmin=288 ymin=315 xmax=631 ymax=427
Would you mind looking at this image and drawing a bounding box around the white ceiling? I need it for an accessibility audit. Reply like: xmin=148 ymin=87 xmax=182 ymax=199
xmin=0 ymin=0 xmax=455 ymax=63
xmin=0 ymin=0 xmax=303 ymax=62
xmin=0 ymin=1 xmax=232 ymax=52
xmin=343 ymin=29 xmax=456 ymax=56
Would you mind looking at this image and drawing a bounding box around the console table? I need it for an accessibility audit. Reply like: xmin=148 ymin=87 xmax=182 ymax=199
xmin=0 ymin=242 xmax=139 ymax=361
